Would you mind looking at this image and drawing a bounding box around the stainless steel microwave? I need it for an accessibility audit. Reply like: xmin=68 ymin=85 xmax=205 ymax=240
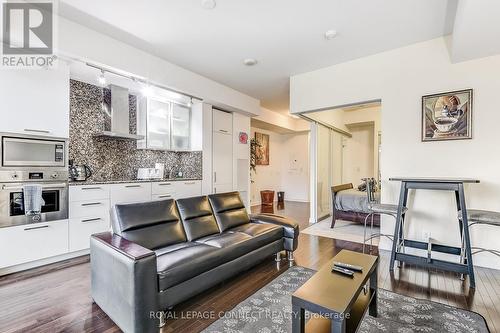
xmin=1 ymin=133 xmax=66 ymax=168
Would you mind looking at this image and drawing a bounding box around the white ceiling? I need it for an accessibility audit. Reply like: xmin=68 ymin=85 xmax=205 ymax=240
xmin=59 ymin=0 xmax=458 ymax=113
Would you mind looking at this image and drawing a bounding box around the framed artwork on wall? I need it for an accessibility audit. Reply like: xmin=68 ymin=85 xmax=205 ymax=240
xmin=422 ymin=89 xmax=473 ymax=142
xmin=255 ymin=132 xmax=269 ymax=165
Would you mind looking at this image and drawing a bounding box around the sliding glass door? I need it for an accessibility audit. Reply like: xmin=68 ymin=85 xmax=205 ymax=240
xmin=316 ymin=125 xmax=331 ymax=220
xmin=312 ymin=124 xmax=344 ymax=222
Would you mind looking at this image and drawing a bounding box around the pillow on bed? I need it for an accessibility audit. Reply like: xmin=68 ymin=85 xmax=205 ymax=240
xmin=357 ymin=182 xmax=367 ymax=192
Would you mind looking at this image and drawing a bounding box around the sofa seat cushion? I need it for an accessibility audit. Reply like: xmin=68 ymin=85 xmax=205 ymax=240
xmin=197 ymin=226 xmax=283 ymax=262
xmin=229 ymin=223 xmax=283 ymax=240
xmin=157 ymin=243 xmax=223 ymax=290
xmin=195 ymin=231 xmax=253 ymax=248
xmin=158 ymin=227 xmax=284 ymax=291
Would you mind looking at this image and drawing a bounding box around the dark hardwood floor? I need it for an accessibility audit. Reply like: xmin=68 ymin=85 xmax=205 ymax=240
xmin=0 ymin=201 xmax=499 ymax=332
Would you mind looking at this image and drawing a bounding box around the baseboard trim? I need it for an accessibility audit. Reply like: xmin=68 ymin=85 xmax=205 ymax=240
xmin=250 ymin=200 xmax=310 ymax=207
xmin=0 ymin=249 xmax=90 ymax=277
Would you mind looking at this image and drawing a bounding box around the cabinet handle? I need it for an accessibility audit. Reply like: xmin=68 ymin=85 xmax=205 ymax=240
xmin=82 ymin=187 xmax=102 ymax=190
xmin=125 ymin=185 xmax=141 ymax=188
xmin=24 ymin=128 xmax=51 ymax=134
xmin=158 ymin=195 xmax=172 ymax=198
xmin=184 ymin=181 xmax=196 ymax=185
xmin=24 ymin=225 xmax=49 ymax=231
xmin=81 ymin=218 xmax=102 ymax=223
xmin=81 ymin=202 xmax=102 ymax=207
xmin=214 ymin=172 xmax=217 ymax=183
xmin=158 ymin=183 xmax=172 ymax=186
xmin=220 ymin=129 xmax=228 ymax=133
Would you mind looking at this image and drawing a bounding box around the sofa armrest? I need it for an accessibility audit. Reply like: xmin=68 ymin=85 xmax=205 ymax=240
xmin=92 ymin=232 xmax=154 ymax=260
xmin=91 ymin=232 xmax=159 ymax=333
xmin=250 ymin=213 xmax=299 ymax=251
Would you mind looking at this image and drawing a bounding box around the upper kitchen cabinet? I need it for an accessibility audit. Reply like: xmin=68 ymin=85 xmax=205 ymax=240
xmin=137 ymin=96 xmax=193 ymax=151
xmin=137 ymin=97 xmax=171 ymax=150
xmin=171 ymin=103 xmax=191 ymax=151
xmin=213 ymin=109 xmax=233 ymax=134
xmin=0 ymin=65 xmax=70 ymax=138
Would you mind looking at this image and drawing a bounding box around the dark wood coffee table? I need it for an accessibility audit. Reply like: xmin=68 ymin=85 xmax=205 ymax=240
xmin=292 ymin=250 xmax=378 ymax=333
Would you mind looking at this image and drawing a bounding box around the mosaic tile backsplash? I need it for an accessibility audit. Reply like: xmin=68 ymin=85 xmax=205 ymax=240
xmin=69 ymin=80 xmax=202 ymax=182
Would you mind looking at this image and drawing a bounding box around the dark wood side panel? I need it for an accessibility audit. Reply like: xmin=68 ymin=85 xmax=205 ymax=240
xmin=335 ymin=210 xmax=380 ymax=226
xmin=332 ymin=183 xmax=354 ymax=194
xmin=91 ymin=232 xmax=154 ymax=260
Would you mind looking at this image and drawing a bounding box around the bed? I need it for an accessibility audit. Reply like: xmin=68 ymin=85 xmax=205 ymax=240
xmin=330 ymin=183 xmax=380 ymax=228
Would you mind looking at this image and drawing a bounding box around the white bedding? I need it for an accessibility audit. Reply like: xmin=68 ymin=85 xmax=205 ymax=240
xmin=334 ymin=189 xmax=380 ymax=213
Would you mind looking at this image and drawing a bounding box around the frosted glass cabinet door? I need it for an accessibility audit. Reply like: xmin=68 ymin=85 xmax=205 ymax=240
xmin=147 ymin=99 xmax=171 ymax=149
xmin=171 ymin=103 xmax=191 ymax=150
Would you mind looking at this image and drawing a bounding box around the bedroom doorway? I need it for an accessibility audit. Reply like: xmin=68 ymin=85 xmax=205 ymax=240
xmin=300 ymin=101 xmax=382 ymax=244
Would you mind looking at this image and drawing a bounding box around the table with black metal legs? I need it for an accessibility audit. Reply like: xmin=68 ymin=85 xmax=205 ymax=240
xmin=388 ymin=177 xmax=479 ymax=289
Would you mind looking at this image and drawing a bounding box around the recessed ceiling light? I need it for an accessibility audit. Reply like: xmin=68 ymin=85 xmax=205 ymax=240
xmin=243 ymin=58 xmax=258 ymax=66
xmin=201 ymin=0 xmax=216 ymax=10
xmin=324 ymin=29 xmax=338 ymax=40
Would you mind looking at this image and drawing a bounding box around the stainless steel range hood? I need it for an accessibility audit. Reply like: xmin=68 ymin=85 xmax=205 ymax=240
xmin=94 ymin=85 xmax=144 ymax=140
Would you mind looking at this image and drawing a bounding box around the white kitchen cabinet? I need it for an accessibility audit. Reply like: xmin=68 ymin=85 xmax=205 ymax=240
xmin=70 ymin=199 xmax=109 ymax=218
xmin=137 ymin=96 xmax=193 ymax=151
xmin=69 ymin=199 xmax=110 ymax=252
xmin=175 ymin=180 xmax=202 ymax=199
xmin=0 ymin=220 xmax=69 ymax=269
xmin=69 ymin=216 xmax=109 ymax=252
xmin=213 ymin=109 xmax=233 ymax=134
xmin=152 ymin=181 xmax=176 ymax=201
xmin=171 ymin=103 xmax=191 ymax=151
xmin=152 ymin=181 xmax=176 ymax=195
xmin=69 ymin=186 xmax=111 ymax=252
xmin=110 ymin=183 xmax=152 ymax=205
xmin=213 ymin=183 xmax=234 ymax=194
xmin=0 ymin=65 xmax=70 ymax=138
xmin=69 ymin=184 xmax=110 ymax=202
xmin=213 ymin=131 xmax=233 ymax=193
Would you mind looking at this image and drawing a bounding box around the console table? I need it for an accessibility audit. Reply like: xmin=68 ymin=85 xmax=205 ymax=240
xmin=388 ymin=177 xmax=479 ymax=288
xmin=292 ymin=250 xmax=378 ymax=333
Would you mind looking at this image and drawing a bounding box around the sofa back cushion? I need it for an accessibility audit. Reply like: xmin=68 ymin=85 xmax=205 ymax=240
xmin=176 ymin=196 xmax=221 ymax=241
xmin=111 ymin=199 xmax=186 ymax=250
xmin=208 ymin=192 xmax=250 ymax=232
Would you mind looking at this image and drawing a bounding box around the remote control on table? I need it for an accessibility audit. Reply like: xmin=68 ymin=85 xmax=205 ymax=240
xmin=333 ymin=262 xmax=363 ymax=272
xmin=331 ymin=266 xmax=354 ymax=277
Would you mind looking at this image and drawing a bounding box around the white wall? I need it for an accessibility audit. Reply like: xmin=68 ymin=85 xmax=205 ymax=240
xmin=343 ymin=106 xmax=381 ymax=181
xmin=291 ymin=37 xmax=500 ymax=269
xmin=342 ymin=124 xmax=375 ymax=185
xmin=250 ymin=127 xmax=309 ymax=205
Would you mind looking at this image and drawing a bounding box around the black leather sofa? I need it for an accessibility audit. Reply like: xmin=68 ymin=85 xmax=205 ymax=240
xmin=90 ymin=191 xmax=299 ymax=333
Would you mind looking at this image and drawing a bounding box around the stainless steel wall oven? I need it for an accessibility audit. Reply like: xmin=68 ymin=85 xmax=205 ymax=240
xmin=0 ymin=133 xmax=69 ymax=228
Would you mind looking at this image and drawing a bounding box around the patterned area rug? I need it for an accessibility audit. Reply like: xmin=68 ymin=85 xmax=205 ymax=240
xmin=202 ymin=266 xmax=489 ymax=333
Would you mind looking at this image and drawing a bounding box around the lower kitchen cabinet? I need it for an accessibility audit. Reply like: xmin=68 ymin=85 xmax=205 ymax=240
xmin=175 ymin=180 xmax=202 ymax=199
xmin=69 ymin=217 xmax=109 ymax=252
xmin=0 ymin=220 xmax=69 ymax=269
xmin=69 ymin=199 xmax=110 ymax=252
xmin=110 ymin=183 xmax=152 ymax=205
xmin=69 ymin=180 xmax=201 ymax=258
